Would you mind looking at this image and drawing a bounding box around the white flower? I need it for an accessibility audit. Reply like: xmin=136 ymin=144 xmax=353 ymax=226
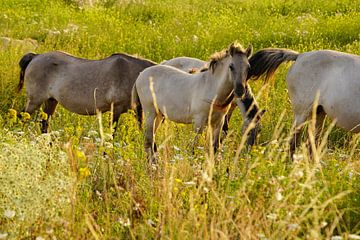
xmin=266 ymin=213 xmax=277 ymax=220
xmin=278 ymin=175 xmax=286 ymax=180
xmin=294 ymin=170 xmax=304 ymax=178
xmin=184 ymin=181 xmax=196 ymax=186
xmin=147 ymin=219 xmax=156 ymax=227
xmin=288 ymin=223 xmax=300 ymax=231
xmin=4 ymin=209 xmax=15 ymax=219
xmin=118 ymin=217 xmax=131 ymax=227
xmin=275 ymin=190 xmax=283 ymax=201
xmin=35 ymin=237 xmax=45 ymax=240
xmin=292 ymin=154 xmax=304 ymax=161
xmin=331 ymin=236 xmax=343 ymax=240
xmin=0 ymin=233 xmax=8 ymax=239
xmin=349 ymin=234 xmax=360 ymax=240
xmin=320 ymin=221 xmax=328 ymax=228
xmin=202 ymin=171 xmax=212 ymax=183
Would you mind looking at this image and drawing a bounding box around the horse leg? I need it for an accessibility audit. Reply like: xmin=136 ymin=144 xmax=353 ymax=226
xmin=41 ymin=98 xmax=58 ymax=133
xmin=307 ymin=106 xmax=326 ymax=158
xmin=112 ymin=105 xmax=127 ymax=135
xmin=23 ymin=97 xmax=44 ymax=115
xmin=290 ymin=114 xmax=308 ymax=160
xmin=153 ymin=114 xmax=164 ymax=153
xmin=315 ymin=106 xmax=326 ymax=147
xmin=212 ymin=119 xmax=225 ymax=153
xmin=222 ymin=101 xmax=236 ymax=139
xmin=144 ymin=111 xmax=157 ymax=164
xmin=191 ymin=117 xmax=206 ymax=154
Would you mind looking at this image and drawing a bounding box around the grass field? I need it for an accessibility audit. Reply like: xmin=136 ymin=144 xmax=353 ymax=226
xmin=0 ymin=0 xmax=359 ymax=239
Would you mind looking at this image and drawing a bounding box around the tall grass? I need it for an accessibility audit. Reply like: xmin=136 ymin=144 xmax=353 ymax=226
xmin=0 ymin=0 xmax=359 ymax=239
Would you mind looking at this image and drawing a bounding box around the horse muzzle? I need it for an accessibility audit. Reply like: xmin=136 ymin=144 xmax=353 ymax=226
xmin=234 ymin=83 xmax=245 ymax=98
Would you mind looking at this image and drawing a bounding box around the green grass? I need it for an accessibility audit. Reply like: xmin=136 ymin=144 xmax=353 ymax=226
xmin=0 ymin=0 xmax=359 ymax=239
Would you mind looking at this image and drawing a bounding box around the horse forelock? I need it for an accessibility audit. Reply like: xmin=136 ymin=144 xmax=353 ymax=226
xmin=209 ymin=43 xmax=247 ymax=72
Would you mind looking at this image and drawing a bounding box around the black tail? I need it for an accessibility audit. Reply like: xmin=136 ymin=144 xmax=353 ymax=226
xmin=131 ymin=84 xmax=143 ymax=128
xmin=18 ymin=52 xmax=38 ymax=93
xmin=248 ymin=48 xmax=299 ymax=82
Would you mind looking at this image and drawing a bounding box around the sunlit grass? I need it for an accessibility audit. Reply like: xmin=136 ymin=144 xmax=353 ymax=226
xmin=0 ymin=0 xmax=359 ymax=239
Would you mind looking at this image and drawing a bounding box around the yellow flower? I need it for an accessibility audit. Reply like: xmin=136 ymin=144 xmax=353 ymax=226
xmin=175 ymin=178 xmax=182 ymax=183
xmin=79 ymin=167 xmax=91 ymax=178
xmin=20 ymin=112 xmax=31 ymax=122
xmin=75 ymin=150 xmax=87 ymax=162
xmin=8 ymin=109 xmax=17 ymax=118
xmin=39 ymin=111 xmax=48 ymax=121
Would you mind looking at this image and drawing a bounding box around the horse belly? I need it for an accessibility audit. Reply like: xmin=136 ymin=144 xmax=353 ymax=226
xmin=325 ymin=104 xmax=360 ymax=133
xmin=158 ymin=103 xmax=193 ymax=124
xmin=53 ymin=85 xmax=111 ymax=115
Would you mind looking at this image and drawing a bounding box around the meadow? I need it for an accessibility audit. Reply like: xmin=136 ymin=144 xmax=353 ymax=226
xmin=0 ymin=0 xmax=359 ymax=239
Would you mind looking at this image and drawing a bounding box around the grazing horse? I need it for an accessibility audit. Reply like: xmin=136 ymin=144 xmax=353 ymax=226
xmin=161 ymin=56 xmax=265 ymax=146
xmin=17 ymin=51 xmax=156 ymax=133
xmin=132 ymin=43 xmax=253 ymax=163
xmin=248 ymin=48 xmax=360 ymax=158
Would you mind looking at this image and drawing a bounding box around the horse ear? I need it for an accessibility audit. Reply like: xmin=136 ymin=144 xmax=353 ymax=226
xmin=229 ymin=43 xmax=236 ymax=56
xmin=246 ymin=45 xmax=253 ymax=58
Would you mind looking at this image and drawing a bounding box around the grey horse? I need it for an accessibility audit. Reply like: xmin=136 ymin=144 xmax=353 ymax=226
xmin=17 ymin=51 xmax=156 ymax=133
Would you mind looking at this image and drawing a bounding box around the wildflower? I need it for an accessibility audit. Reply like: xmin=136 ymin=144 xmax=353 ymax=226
xmin=349 ymin=234 xmax=360 ymax=240
xmin=294 ymin=170 xmax=304 ymax=179
xmin=175 ymin=178 xmax=182 ymax=183
xmin=202 ymin=171 xmax=212 ymax=183
xmin=266 ymin=213 xmax=277 ymax=220
xmin=292 ymin=154 xmax=304 ymax=161
xmin=4 ymin=209 xmax=15 ymax=218
xmin=36 ymin=236 xmax=45 ymax=240
xmin=39 ymin=111 xmax=48 ymax=121
xmin=79 ymin=167 xmax=91 ymax=178
xmin=147 ymin=219 xmax=156 ymax=227
xmin=275 ymin=190 xmax=283 ymax=201
xmin=331 ymin=236 xmax=343 ymax=240
xmin=88 ymin=130 xmax=99 ymax=137
xmin=184 ymin=181 xmax=196 ymax=186
xmin=0 ymin=233 xmax=8 ymax=239
xmin=75 ymin=150 xmax=86 ymax=162
xmin=20 ymin=112 xmax=31 ymax=122
xmin=287 ymin=223 xmax=300 ymax=231
xmin=8 ymin=108 xmax=17 ymax=119
xmin=118 ymin=217 xmax=131 ymax=227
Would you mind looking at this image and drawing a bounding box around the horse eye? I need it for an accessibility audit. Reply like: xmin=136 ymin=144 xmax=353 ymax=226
xmin=229 ymin=64 xmax=234 ymax=71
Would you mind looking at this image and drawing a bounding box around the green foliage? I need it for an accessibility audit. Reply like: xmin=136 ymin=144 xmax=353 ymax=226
xmin=0 ymin=0 xmax=359 ymax=239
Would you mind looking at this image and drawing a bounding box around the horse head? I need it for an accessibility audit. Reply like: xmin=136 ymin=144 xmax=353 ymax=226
xmin=228 ymin=43 xmax=253 ymax=98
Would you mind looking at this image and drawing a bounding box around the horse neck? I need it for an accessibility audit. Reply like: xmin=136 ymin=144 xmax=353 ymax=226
xmin=205 ymin=59 xmax=233 ymax=103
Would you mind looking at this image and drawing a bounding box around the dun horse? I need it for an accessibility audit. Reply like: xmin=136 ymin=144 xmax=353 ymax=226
xmin=17 ymin=51 xmax=156 ymax=133
xmin=132 ymin=43 xmax=252 ymax=162
xmin=162 ymin=56 xmax=265 ymax=146
xmin=248 ymin=48 xmax=360 ymax=158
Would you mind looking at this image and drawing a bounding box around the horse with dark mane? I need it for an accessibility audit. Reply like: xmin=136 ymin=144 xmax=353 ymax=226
xmin=248 ymin=48 xmax=360 ymax=158
xmin=132 ymin=43 xmax=253 ymax=163
xmin=162 ymin=56 xmax=265 ymax=146
xmin=17 ymin=51 xmax=156 ymax=132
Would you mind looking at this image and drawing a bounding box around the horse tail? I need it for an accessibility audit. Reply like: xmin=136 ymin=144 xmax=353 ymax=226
xmin=18 ymin=52 xmax=38 ymax=93
xmin=248 ymin=48 xmax=299 ymax=82
xmin=131 ymin=84 xmax=143 ymax=128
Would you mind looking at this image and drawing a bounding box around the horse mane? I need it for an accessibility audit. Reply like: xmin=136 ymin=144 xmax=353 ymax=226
xmin=208 ymin=42 xmax=247 ymax=73
xmin=110 ymin=53 xmax=157 ymax=65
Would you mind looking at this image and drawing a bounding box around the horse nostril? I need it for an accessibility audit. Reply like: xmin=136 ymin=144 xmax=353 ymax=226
xmin=234 ymin=87 xmax=245 ymax=98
